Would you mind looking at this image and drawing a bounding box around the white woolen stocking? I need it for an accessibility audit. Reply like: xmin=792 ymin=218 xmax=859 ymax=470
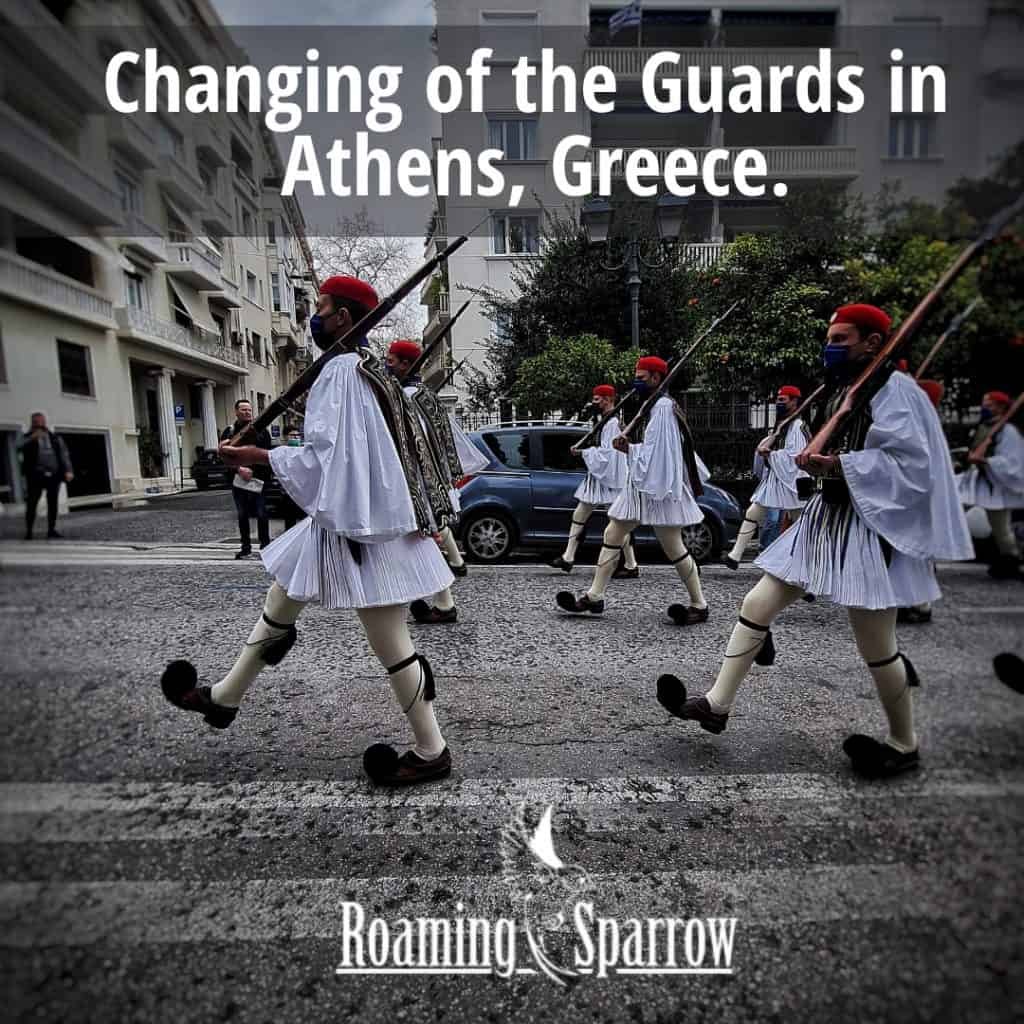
xmin=358 ymin=604 xmax=445 ymax=759
xmin=439 ymin=527 xmax=464 ymax=568
xmin=587 ymin=518 xmax=636 ymax=600
xmin=656 ymin=527 xmax=706 ymax=609
xmin=729 ymin=503 xmax=767 ymax=562
xmin=622 ymin=533 xmax=638 ymax=570
xmin=563 ymin=502 xmax=594 ymax=562
xmin=210 ymin=583 xmax=305 ymax=708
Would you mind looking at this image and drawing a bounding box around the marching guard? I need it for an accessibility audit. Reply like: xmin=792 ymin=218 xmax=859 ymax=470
xmin=723 ymin=385 xmax=810 ymax=569
xmin=161 ymin=276 xmax=456 ymax=786
xmin=550 ymin=384 xmax=638 ymax=578
xmin=657 ymin=304 xmax=973 ymax=777
xmin=556 ymin=356 xmax=709 ymax=625
xmin=956 ymin=390 xmax=1024 ymax=580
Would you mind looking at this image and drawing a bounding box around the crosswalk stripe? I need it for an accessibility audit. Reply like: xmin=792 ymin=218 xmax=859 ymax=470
xmin=0 ymin=862 xmax=998 ymax=947
xmin=2 ymin=772 xmax=1020 ymax=844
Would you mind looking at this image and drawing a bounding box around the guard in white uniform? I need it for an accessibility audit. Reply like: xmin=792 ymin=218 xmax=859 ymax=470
xmin=724 ymin=385 xmax=809 ymax=569
xmin=551 ymin=384 xmax=637 ymax=577
xmin=557 ymin=356 xmax=709 ymax=625
xmin=161 ymin=276 xmax=456 ymax=787
xmin=657 ymin=304 xmax=973 ymax=778
xmin=956 ymin=389 xmax=1024 ymax=580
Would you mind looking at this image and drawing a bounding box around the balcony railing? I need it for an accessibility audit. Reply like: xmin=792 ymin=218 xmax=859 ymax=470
xmin=115 ymin=306 xmax=245 ymax=368
xmin=0 ymin=250 xmax=114 ymax=328
xmin=0 ymin=102 xmax=121 ymax=226
xmin=594 ymin=146 xmax=857 ymax=178
xmin=168 ymin=239 xmax=223 ymax=280
xmin=117 ymin=212 xmax=167 ymax=263
xmin=585 ymin=47 xmax=858 ymax=78
xmin=678 ymin=242 xmax=727 ymax=269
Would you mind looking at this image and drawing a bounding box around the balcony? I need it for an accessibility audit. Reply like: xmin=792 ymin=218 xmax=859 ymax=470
xmin=594 ymin=145 xmax=857 ymax=180
xmin=0 ymin=102 xmax=120 ymax=227
xmin=194 ymin=120 xmax=229 ymax=168
xmin=204 ymin=276 xmax=243 ymax=310
xmin=154 ymin=154 xmax=206 ymax=212
xmin=165 ymin=240 xmax=223 ymax=290
xmin=107 ymin=113 xmax=159 ymax=170
xmin=116 ymin=212 xmax=168 ymax=264
xmin=678 ymin=242 xmax=728 ymax=269
xmin=234 ymin=165 xmax=259 ymax=201
xmin=115 ymin=305 xmax=245 ymax=372
xmin=584 ymin=47 xmax=858 ymax=79
xmin=0 ymin=250 xmax=114 ymax=330
xmin=201 ymin=187 xmax=235 ymax=237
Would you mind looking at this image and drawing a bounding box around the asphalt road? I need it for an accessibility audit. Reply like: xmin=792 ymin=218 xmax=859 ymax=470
xmin=1 ymin=497 xmax=1022 ymax=1023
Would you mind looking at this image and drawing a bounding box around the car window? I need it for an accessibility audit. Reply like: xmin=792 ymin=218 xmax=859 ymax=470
xmin=540 ymin=432 xmax=585 ymax=472
xmin=482 ymin=431 xmax=530 ymax=469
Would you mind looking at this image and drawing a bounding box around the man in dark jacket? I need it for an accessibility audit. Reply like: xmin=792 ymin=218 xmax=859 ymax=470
xmin=19 ymin=412 xmax=73 ymax=539
xmin=221 ymin=399 xmax=272 ymax=558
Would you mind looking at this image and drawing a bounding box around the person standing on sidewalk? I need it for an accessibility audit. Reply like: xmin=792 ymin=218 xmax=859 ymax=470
xmin=18 ymin=412 xmax=73 ymax=540
xmin=221 ymin=399 xmax=272 ymax=559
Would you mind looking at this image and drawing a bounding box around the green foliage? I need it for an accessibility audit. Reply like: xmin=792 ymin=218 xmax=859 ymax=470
xmin=511 ymin=336 xmax=640 ymax=418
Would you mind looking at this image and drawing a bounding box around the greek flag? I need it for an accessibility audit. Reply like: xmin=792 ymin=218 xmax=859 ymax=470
xmin=609 ymin=1 xmax=642 ymax=37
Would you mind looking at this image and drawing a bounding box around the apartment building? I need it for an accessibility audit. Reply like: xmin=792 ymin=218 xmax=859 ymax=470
xmin=0 ymin=0 xmax=317 ymax=506
xmin=422 ymin=1 xmax=1023 ymax=409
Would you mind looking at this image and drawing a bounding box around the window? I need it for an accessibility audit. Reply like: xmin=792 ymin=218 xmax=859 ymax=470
xmin=266 ymin=219 xmax=276 ymax=243
xmin=271 ymin=272 xmax=281 ymax=312
xmin=168 ymin=282 xmax=192 ymax=328
xmin=482 ymin=431 xmax=530 ymax=470
xmin=246 ymin=271 xmax=257 ymax=301
xmin=488 ymin=119 xmax=537 ymax=160
xmin=492 ymin=214 xmax=540 ymax=255
xmin=115 ymin=170 xmax=140 ymax=214
xmin=257 ymin=392 xmax=266 ymax=414
xmin=888 ymin=115 xmax=936 ymax=159
xmin=189 ymin=383 xmax=203 ymax=420
xmin=541 ymin=432 xmax=581 ymax=472
xmin=124 ymin=269 xmax=147 ymax=310
xmin=198 ymin=165 xmax=216 ymax=197
xmin=241 ymin=209 xmax=255 ymax=240
xmin=258 ymin=279 xmax=264 ymax=306
xmin=251 ymin=331 xmax=263 ymax=362
xmin=165 ymin=203 xmax=188 ymax=243
xmin=0 ymin=325 xmax=6 ymax=385
xmin=155 ymin=119 xmax=183 ymax=161
xmin=57 ymin=339 xmax=93 ymax=397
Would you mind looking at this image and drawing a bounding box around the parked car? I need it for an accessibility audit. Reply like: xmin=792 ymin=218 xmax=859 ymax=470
xmin=190 ymin=446 xmax=288 ymax=517
xmin=454 ymin=424 xmax=743 ymax=563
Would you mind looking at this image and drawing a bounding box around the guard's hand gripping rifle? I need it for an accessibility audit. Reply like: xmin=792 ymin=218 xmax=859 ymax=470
xmin=569 ymin=300 xmax=741 ymax=453
xmin=800 ymin=192 xmax=1024 ymax=463
xmin=969 ymin=391 xmax=1024 ymax=464
xmin=914 ymin=297 xmax=981 ymax=380
xmin=224 ymin=214 xmax=488 ymax=446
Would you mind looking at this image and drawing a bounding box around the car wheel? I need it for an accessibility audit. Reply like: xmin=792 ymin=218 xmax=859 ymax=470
xmin=681 ymin=517 xmax=720 ymax=565
xmin=463 ymin=510 xmax=516 ymax=563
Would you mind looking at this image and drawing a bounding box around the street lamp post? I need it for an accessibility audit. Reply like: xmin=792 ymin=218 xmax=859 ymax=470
xmin=580 ymin=195 xmax=689 ymax=350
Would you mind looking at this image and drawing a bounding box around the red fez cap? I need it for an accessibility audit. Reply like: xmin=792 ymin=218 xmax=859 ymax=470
xmin=388 ymin=339 xmax=422 ymax=363
xmin=778 ymin=385 xmax=801 ymax=399
xmin=830 ymin=303 xmax=891 ymax=338
xmin=320 ymin=275 xmax=379 ymax=311
xmin=592 ymin=384 xmax=615 ymax=398
xmin=985 ymin=390 xmax=1011 ymax=406
xmin=636 ymin=356 xmax=669 ymax=377
xmin=918 ymin=379 xmax=945 ymax=408
xmin=896 ymin=358 xmax=909 ymax=372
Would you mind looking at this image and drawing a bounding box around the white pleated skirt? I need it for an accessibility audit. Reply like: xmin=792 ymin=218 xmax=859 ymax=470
xmin=261 ymin=518 xmax=454 ymax=610
xmin=755 ymin=493 xmax=940 ymax=609
xmin=608 ymin=481 xmax=704 ymax=527
xmin=447 ymin=486 xmax=462 ymax=517
xmin=956 ymin=469 xmax=1024 ymax=511
xmin=751 ymin=471 xmax=804 ymax=512
xmin=574 ymin=474 xmax=619 ymax=506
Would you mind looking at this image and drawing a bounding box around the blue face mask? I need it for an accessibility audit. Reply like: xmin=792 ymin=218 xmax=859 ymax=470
xmin=823 ymin=344 xmax=848 ymax=370
xmin=632 ymin=378 xmax=650 ymax=396
xmin=980 ymin=408 xmax=994 ymax=423
xmin=776 ymin=402 xmax=788 ymax=416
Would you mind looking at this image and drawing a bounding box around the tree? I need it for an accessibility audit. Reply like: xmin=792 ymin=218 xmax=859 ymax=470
xmin=307 ymin=207 xmax=424 ymax=350
xmin=511 ymin=335 xmax=641 ymax=418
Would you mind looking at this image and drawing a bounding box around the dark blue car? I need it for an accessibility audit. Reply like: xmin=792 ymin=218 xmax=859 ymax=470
xmin=455 ymin=424 xmax=742 ymax=563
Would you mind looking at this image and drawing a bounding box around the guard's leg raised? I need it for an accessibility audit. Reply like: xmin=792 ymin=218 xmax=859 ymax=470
xmin=724 ymin=502 xmax=766 ymax=569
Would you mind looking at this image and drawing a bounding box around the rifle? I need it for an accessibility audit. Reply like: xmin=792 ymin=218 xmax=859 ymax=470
xmin=618 ymin=301 xmax=742 ymax=440
xmin=225 ymin=212 xmax=489 ymax=445
xmin=570 ymin=300 xmax=741 ymax=452
xmin=801 ymin=192 xmax=1024 ymax=461
xmin=914 ymin=297 xmax=981 ymax=380
xmin=436 ymin=356 xmax=469 ymax=393
xmin=968 ymin=391 xmax=1024 ymax=463
xmin=408 ymin=301 xmax=471 ymax=379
